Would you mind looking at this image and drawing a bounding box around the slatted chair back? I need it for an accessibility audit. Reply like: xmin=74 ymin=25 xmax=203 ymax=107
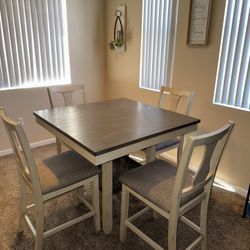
xmin=158 ymin=86 xmax=195 ymax=115
xmin=47 ymin=84 xmax=86 ymax=108
xmin=171 ymin=121 xmax=234 ymax=212
xmin=0 ymin=108 xmax=42 ymax=198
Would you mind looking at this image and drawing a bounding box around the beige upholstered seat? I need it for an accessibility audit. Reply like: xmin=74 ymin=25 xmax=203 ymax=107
xmin=0 ymin=107 xmax=100 ymax=250
xmin=120 ymin=160 xmax=194 ymax=212
xmin=120 ymin=121 xmax=234 ymax=250
xmin=129 ymin=86 xmax=195 ymax=165
xmin=38 ymin=150 xmax=99 ymax=194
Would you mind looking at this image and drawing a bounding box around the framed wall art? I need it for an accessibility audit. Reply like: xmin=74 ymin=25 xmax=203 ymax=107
xmin=187 ymin=0 xmax=212 ymax=46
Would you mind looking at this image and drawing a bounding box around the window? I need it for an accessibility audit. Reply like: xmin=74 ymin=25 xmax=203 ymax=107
xmin=214 ymin=0 xmax=250 ymax=111
xmin=0 ymin=0 xmax=70 ymax=90
xmin=139 ymin=0 xmax=178 ymax=91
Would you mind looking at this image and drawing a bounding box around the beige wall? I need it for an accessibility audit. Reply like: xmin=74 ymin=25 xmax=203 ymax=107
xmin=0 ymin=0 xmax=106 ymax=151
xmin=106 ymin=0 xmax=250 ymax=191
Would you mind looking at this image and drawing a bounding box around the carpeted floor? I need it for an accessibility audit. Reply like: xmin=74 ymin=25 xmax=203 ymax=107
xmin=0 ymin=144 xmax=249 ymax=250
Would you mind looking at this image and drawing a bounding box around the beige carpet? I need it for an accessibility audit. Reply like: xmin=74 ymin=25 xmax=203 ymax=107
xmin=0 ymin=144 xmax=249 ymax=250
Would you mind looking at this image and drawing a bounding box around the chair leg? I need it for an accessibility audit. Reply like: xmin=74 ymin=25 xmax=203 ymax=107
xmin=168 ymin=214 xmax=178 ymax=250
xmin=92 ymin=176 xmax=101 ymax=232
xmin=120 ymin=185 xmax=130 ymax=242
xmin=56 ymin=138 xmax=62 ymax=154
xmin=176 ymin=136 xmax=184 ymax=166
xmin=200 ymin=198 xmax=209 ymax=250
xmin=35 ymin=203 xmax=44 ymax=250
xmin=18 ymin=177 xmax=28 ymax=233
xmin=72 ymin=188 xmax=83 ymax=207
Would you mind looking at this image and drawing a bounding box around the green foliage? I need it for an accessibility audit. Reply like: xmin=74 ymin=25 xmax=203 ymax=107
xmin=108 ymin=38 xmax=124 ymax=50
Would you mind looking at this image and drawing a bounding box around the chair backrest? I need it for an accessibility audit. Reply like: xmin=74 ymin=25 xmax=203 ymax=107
xmin=171 ymin=121 xmax=234 ymax=211
xmin=158 ymin=86 xmax=195 ymax=115
xmin=0 ymin=108 xmax=42 ymax=198
xmin=47 ymin=84 xmax=86 ymax=108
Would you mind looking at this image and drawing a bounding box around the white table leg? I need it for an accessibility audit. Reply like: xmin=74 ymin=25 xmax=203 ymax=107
xmin=102 ymin=161 xmax=113 ymax=234
xmin=146 ymin=146 xmax=159 ymax=219
xmin=146 ymin=145 xmax=156 ymax=163
xmin=56 ymin=138 xmax=62 ymax=154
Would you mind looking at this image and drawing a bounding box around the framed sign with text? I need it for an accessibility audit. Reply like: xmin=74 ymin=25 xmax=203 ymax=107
xmin=187 ymin=0 xmax=212 ymax=46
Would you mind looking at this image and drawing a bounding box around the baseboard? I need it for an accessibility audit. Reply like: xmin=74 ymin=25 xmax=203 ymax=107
xmin=160 ymin=152 xmax=247 ymax=197
xmin=0 ymin=138 xmax=55 ymax=157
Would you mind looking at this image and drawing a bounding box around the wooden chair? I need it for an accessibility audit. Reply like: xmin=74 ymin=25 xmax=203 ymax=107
xmin=47 ymin=84 xmax=86 ymax=153
xmin=129 ymin=86 xmax=195 ymax=165
xmin=47 ymin=84 xmax=86 ymax=108
xmin=0 ymin=107 xmax=100 ymax=250
xmin=120 ymin=121 xmax=234 ymax=250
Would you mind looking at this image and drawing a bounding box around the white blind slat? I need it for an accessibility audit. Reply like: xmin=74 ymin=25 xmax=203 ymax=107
xmin=0 ymin=0 xmax=16 ymax=86
xmin=6 ymin=0 xmax=21 ymax=86
xmin=19 ymin=0 xmax=31 ymax=82
xmin=48 ymin=0 xmax=58 ymax=80
xmin=54 ymin=0 xmax=63 ymax=78
xmin=235 ymin=2 xmax=250 ymax=107
xmin=36 ymin=0 xmax=48 ymax=81
xmin=30 ymin=0 xmax=43 ymax=82
xmin=156 ymin=0 xmax=164 ymax=87
xmin=42 ymin=0 xmax=53 ymax=79
xmin=24 ymin=0 xmax=36 ymax=80
xmin=214 ymin=0 xmax=250 ymax=112
xmin=214 ymin=0 xmax=234 ymax=103
xmin=221 ymin=1 xmax=241 ymax=104
xmin=0 ymin=4 xmax=10 ymax=86
xmin=152 ymin=0 xmax=159 ymax=90
xmin=58 ymin=0 xmax=65 ymax=78
xmin=139 ymin=0 xmax=177 ymax=91
xmin=228 ymin=0 xmax=248 ymax=106
xmin=13 ymin=0 xmax=26 ymax=84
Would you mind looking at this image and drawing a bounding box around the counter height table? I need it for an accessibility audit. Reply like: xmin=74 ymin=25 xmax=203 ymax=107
xmin=33 ymin=98 xmax=200 ymax=234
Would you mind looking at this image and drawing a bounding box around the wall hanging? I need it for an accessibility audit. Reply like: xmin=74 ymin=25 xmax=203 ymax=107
xmin=187 ymin=0 xmax=212 ymax=46
xmin=109 ymin=5 xmax=126 ymax=52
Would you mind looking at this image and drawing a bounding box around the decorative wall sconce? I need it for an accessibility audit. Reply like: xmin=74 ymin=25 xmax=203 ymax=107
xmin=109 ymin=5 xmax=126 ymax=52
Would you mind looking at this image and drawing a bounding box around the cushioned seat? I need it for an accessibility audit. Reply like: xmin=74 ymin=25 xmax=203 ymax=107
xmin=38 ymin=150 xmax=100 ymax=195
xmin=155 ymin=139 xmax=180 ymax=152
xmin=120 ymin=159 xmax=194 ymax=212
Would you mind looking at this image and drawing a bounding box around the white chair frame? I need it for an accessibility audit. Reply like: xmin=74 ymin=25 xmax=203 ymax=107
xmin=47 ymin=84 xmax=86 ymax=108
xmin=129 ymin=86 xmax=195 ymax=165
xmin=0 ymin=107 xmax=100 ymax=250
xmin=47 ymin=84 xmax=86 ymax=154
xmin=120 ymin=121 xmax=234 ymax=250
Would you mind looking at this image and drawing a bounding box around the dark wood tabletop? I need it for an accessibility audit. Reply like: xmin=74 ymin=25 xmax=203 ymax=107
xmin=34 ymin=98 xmax=200 ymax=156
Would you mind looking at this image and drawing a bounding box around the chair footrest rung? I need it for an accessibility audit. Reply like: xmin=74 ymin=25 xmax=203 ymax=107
xmin=126 ymin=220 xmax=164 ymax=250
xmin=180 ymin=216 xmax=201 ymax=234
xmin=78 ymin=195 xmax=94 ymax=211
xmin=44 ymin=211 xmax=95 ymax=238
xmin=128 ymin=207 xmax=151 ymax=222
xmin=24 ymin=214 xmax=36 ymax=236
xmin=186 ymin=236 xmax=203 ymax=250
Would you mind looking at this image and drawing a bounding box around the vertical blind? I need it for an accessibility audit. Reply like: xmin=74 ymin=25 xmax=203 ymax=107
xmin=139 ymin=0 xmax=178 ymax=91
xmin=0 ymin=0 xmax=70 ymax=90
xmin=214 ymin=0 xmax=250 ymax=111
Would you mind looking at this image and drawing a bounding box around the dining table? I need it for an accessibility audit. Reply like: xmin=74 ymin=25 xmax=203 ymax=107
xmin=33 ymin=98 xmax=200 ymax=234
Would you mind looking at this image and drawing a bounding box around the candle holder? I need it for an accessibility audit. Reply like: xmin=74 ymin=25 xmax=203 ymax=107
xmin=109 ymin=6 xmax=126 ymax=52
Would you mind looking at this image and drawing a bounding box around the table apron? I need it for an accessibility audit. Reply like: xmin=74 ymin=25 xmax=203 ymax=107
xmin=36 ymin=117 xmax=197 ymax=165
